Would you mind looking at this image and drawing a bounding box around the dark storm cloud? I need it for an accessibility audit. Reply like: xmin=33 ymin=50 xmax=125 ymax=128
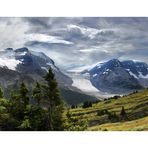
xmin=0 ymin=17 xmax=148 ymax=70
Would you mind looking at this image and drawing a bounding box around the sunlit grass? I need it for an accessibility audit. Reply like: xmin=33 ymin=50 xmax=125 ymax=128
xmin=69 ymin=89 xmax=148 ymax=131
xmin=88 ymin=116 xmax=148 ymax=131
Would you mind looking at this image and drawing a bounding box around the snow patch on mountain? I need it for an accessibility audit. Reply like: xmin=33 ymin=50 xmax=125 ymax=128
xmin=93 ymin=74 xmax=97 ymax=77
xmin=0 ymin=58 xmax=21 ymax=70
xmin=126 ymin=69 xmax=138 ymax=79
xmin=138 ymin=72 xmax=148 ymax=79
xmin=126 ymin=69 xmax=148 ymax=79
xmin=129 ymin=71 xmax=138 ymax=79
xmin=16 ymin=51 xmax=27 ymax=56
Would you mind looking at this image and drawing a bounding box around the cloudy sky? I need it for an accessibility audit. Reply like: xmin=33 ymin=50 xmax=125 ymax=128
xmin=0 ymin=17 xmax=148 ymax=71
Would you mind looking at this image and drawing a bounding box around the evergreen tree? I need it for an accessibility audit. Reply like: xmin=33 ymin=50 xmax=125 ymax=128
xmin=64 ymin=109 xmax=88 ymax=131
xmin=44 ymin=69 xmax=64 ymax=131
xmin=120 ymin=106 xmax=127 ymax=120
xmin=33 ymin=82 xmax=42 ymax=106
xmin=82 ymin=101 xmax=92 ymax=108
xmin=71 ymin=104 xmax=77 ymax=109
xmin=9 ymin=89 xmax=25 ymax=121
xmin=13 ymin=82 xmax=29 ymax=121
xmin=20 ymin=82 xmax=29 ymax=107
xmin=0 ymin=87 xmax=3 ymax=98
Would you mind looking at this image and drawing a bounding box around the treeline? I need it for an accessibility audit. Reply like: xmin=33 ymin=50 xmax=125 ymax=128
xmin=70 ymin=95 xmax=122 ymax=109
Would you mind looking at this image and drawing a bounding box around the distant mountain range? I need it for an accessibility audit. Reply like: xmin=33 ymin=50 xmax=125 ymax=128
xmin=1 ymin=47 xmax=148 ymax=101
xmin=82 ymin=59 xmax=148 ymax=93
xmin=0 ymin=47 xmax=97 ymax=105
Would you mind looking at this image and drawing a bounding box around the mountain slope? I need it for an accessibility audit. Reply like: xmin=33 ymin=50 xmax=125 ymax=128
xmin=89 ymin=116 xmax=148 ymax=131
xmin=0 ymin=67 xmax=36 ymax=98
xmin=70 ymin=89 xmax=148 ymax=131
xmin=60 ymin=88 xmax=97 ymax=105
xmin=122 ymin=60 xmax=148 ymax=87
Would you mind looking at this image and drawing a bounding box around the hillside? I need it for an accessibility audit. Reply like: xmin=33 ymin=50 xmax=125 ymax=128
xmin=69 ymin=89 xmax=148 ymax=131
xmin=89 ymin=116 xmax=148 ymax=131
xmin=60 ymin=88 xmax=97 ymax=105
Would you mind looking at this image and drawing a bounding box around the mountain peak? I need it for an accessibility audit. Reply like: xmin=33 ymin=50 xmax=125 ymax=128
xmin=110 ymin=58 xmax=119 ymax=62
xmin=103 ymin=58 xmax=122 ymax=69
xmin=107 ymin=58 xmax=121 ymax=65
xmin=15 ymin=47 xmax=29 ymax=53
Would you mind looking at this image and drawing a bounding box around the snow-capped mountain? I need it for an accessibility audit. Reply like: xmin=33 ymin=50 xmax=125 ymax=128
xmin=0 ymin=47 xmax=97 ymax=104
xmin=82 ymin=59 xmax=148 ymax=94
xmin=1 ymin=47 xmax=148 ymax=99
xmin=0 ymin=47 xmax=72 ymax=86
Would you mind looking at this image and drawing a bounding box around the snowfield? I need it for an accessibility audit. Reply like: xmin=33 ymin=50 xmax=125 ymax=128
xmin=72 ymin=75 xmax=100 ymax=93
xmin=0 ymin=58 xmax=21 ymax=70
xmin=68 ymin=72 xmax=115 ymax=98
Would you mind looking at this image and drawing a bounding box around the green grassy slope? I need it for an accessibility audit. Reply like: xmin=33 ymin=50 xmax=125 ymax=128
xmin=70 ymin=89 xmax=148 ymax=131
xmin=89 ymin=116 xmax=148 ymax=131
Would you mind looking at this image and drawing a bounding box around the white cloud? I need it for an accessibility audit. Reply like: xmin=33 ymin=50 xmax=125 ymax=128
xmin=0 ymin=17 xmax=148 ymax=71
xmin=79 ymin=48 xmax=98 ymax=53
xmin=67 ymin=65 xmax=91 ymax=72
xmin=0 ymin=18 xmax=29 ymax=50
xmin=67 ymin=24 xmax=99 ymax=39
xmin=26 ymin=33 xmax=73 ymax=45
xmin=67 ymin=24 xmax=119 ymax=39
xmin=0 ymin=18 xmax=73 ymax=51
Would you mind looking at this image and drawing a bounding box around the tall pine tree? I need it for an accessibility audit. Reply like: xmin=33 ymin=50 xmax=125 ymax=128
xmin=0 ymin=87 xmax=3 ymax=98
xmin=33 ymin=82 xmax=42 ymax=106
xmin=44 ymin=69 xmax=64 ymax=131
xmin=120 ymin=106 xmax=128 ymax=120
xmin=20 ymin=82 xmax=29 ymax=107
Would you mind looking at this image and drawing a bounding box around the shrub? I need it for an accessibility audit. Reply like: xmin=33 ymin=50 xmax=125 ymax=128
xmin=82 ymin=101 xmax=92 ymax=108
